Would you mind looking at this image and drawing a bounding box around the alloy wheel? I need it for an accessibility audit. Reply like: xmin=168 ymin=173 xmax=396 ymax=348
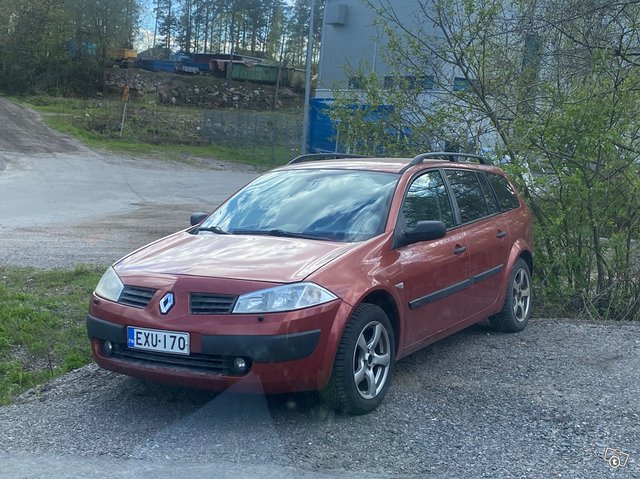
xmin=352 ymin=321 xmax=391 ymax=400
xmin=512 ymin=268 xmax=531 ymax=322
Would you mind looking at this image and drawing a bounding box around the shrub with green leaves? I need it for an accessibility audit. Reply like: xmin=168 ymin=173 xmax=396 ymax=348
xmin=329 ymin=0 xmax=640 ymax=320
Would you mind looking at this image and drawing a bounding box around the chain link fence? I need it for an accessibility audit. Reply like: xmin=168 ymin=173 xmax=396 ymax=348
xmin=201 ymin=109 xmax=302 ymax=165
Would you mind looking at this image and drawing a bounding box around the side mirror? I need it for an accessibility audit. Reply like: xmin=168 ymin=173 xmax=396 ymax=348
xmin=190 ymin=212 xmax=208 ymax=226
xmin=404 ymin=220 xmax=446 ymax=245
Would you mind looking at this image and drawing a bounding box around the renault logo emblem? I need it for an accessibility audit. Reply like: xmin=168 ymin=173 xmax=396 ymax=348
xmin=159 ymin=292 xmax=175 ymax=314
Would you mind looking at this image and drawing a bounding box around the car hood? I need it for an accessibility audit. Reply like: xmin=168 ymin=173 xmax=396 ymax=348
xmin=115 ymin=231 xmax=360 ymax=283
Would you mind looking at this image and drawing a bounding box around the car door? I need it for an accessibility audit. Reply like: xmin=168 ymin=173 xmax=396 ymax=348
xmin=395 ymin=170 xmax=470 ymax=346
xmin=444 ymin=169 xmax=510 ymax=317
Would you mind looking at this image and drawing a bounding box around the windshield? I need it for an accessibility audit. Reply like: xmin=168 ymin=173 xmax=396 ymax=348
xmin=201 ymin=169 xmax=398 ymax=242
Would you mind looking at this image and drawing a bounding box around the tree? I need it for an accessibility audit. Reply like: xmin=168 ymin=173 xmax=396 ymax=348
xmin=83 ymin=0 xmax=140 ymax=60
xmin=330 ymin=0 xmax=640 ymax=320
xmin=156 ymin=0 xmax=177 ymax=50
xmin=289 ymin=0 xmax=324 ymax=67
xmin=264 ymin=0 xmax=286 ymax=60
xmin=153 ymin=0 xmax=320 ymax=63
xmin=0 ymin=0 xmax=72 ymax=92
xmin=0 ymin=0 xmax=140 ymax=93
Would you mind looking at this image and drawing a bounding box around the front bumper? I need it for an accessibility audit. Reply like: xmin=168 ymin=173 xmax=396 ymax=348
xmin=88 ymin=314 xmax=321 ymax=363
xmin=87 ymin=297 xmax=352 ymax=394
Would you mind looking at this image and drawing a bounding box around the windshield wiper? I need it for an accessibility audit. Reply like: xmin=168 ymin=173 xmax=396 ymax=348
xmin=195 ymin=225 xmax=229 ymax=235
xmin=233 ymin=229 xmax=330 ymax=241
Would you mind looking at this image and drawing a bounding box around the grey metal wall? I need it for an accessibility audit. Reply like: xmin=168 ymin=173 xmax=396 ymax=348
xmin=317 ymin=0 xmax=437 ymax=92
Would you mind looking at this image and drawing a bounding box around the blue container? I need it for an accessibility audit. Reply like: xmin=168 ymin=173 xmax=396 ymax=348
xmin=152 ymin=61 xmax=177 ymax=73
xmin=136 ymin=59 xmax=176 ymax=72
xmin=308 ymin=98 xmax=340 ymax=153
xmin=307 ymin=98 xmax=397 ymax=153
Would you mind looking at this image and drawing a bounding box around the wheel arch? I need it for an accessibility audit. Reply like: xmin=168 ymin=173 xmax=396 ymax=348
xmin=495 ymin=241 xmax=533 ymax=313
xmin=519 ymin=249 xmax=533 ymax=277
xmin=360 ymin=289 xmax=402 ymax=357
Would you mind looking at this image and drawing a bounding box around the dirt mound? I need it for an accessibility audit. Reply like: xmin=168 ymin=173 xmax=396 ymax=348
xmin=106 ymin=69 xmax=302 ymax=111
xmin=0 ymin=98 xmax=81 ymax=155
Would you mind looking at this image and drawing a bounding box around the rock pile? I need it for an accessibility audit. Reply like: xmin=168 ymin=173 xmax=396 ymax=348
xmin=105 ymin=69 xmax=302 ymax=110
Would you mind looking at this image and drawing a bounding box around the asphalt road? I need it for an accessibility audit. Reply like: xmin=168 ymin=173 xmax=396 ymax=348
xmin=0 ymin=97 xmax=258 ymax=268
xmin=0 ymin=98 xmax=639 ymax=478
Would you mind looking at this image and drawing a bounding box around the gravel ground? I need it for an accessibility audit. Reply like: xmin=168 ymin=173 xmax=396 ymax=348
xmin=1 ymin=319 xmax=638 ymax=478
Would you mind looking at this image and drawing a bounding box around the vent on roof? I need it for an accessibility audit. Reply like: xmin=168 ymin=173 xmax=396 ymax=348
xmin=326 ymin=4 xmax=348 ymax=26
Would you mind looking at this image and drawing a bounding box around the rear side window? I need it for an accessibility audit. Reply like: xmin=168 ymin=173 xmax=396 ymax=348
xmin=477 ymin=172 xmax=500 ymax=214
xmin=445 ymin=170 xmax=489 ymax=223
xmin=487 ymin=173 xmax=521 ymax=211
xmin=402 ymin=170 xmax=455 ymax=228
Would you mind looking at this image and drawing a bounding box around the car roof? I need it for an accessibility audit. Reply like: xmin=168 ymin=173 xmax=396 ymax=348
xmin=279 ymin=154 xmax=506 ymax=175
xmin=283 ymin=157 xmax=417 ymax=174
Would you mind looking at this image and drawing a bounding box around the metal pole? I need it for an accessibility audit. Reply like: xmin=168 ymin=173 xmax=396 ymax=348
xmin=300 ymin=0 xmax=316 ymax=154
xmin=119 ymin=84 xmax=129 ymax=137
xmin=119 ymin=102 xmax=127 ymax=137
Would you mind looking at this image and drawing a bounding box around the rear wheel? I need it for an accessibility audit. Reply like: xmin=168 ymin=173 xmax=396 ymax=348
xmin=323 ymin=303 xmax=395 ymax=415
xmin=490 ymin=258 xmax=532 ymax=332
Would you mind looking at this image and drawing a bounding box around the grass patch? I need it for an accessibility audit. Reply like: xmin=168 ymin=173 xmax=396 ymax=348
xmin=15 ymin=95 xmax=301 ymax=168
xmin=12 ymin=95 xmax=97 ymax=114
xmin=41 ymin=114 xmax=296 ymax=168
xmin=0 ymin=265 xmax=104 ymax=404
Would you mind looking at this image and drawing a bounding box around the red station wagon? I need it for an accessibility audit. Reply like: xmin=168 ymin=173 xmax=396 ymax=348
xmin=87 ymin=152 xmax=533 ymax=414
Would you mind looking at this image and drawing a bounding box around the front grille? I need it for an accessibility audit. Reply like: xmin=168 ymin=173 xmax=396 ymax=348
xmin=111 ymin=343 xmax=249 ymax=375
xmin=118 ymin=286 xmax=157 ymax=308
xmin=190 ymin=293 xmax=237 ymax=314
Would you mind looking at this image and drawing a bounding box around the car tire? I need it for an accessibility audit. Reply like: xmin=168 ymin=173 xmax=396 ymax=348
xmin=489 ymin=258 xmax=532 ymax=332
xmin=323 ymin=303 xmax=395 ymax=415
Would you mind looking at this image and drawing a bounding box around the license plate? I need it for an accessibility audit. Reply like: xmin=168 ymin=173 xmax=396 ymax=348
xmin=127 ymin=327 xmax=190 ymax=355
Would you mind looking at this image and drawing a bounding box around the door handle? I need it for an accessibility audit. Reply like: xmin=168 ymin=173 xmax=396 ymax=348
xmin=496 ymin=231 xmax=507 ymax=239
xmin=453 ymin=245 xmax=467 ymax=255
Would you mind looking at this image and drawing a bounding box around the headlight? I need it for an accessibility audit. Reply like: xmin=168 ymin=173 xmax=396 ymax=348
xmin=232 ymin=282 xmax=338 ymax=314
xmin=94 ymin=267 xmax=124 ymax=302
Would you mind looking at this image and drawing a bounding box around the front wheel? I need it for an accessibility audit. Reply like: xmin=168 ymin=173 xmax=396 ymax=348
xmin=323 ymin=303 xmax=395 ymax=415
xmin=490 ymin=258 xmax=532 ymax=332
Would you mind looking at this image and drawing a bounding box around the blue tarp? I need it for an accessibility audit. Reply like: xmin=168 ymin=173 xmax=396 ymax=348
xmin=308 ymin=98 xmax=398 ymax=153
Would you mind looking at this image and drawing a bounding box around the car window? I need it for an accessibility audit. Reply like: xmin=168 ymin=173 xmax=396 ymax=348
xmin=445 ymin=169 xmax=489 ymax=223
xmin=202 ymin=169 xmax=398 ymax=242
xmin=477 ymin=172 xmax=501 ymax=215
xmin=487 ymin=173 xmax=521 ymax=211
xmin=402 ymin=170 xmax=455 ymax=228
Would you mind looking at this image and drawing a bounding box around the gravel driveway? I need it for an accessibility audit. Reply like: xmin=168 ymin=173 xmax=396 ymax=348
xmin=0 ymin=98 xmax=638 ymax=478
xmin=1 ymin=319 xmax=638 ymax=478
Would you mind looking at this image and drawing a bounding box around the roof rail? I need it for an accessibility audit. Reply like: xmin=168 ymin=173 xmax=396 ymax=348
xmin=400 ymin=151 xmax=490 ymax=172
xmin=288 ymin=153 xmax=367 ymax=165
